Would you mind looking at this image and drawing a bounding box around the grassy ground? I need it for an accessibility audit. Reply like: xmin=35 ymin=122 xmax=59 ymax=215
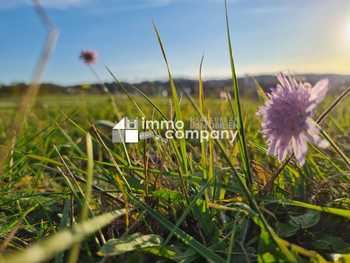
xmin=0 ymin=90 xmax=349 ymax=263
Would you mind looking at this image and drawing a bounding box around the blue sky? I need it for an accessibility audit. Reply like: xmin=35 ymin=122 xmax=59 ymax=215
xmin=1 ymin=0 xmax=350 ymax=84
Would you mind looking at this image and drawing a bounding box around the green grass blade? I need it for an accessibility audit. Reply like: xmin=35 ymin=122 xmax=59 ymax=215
xmin=67 ymin=133 xmax=95 ymax=263
xmin=197 ymin=56 xmax=211 ymax=204
xmin=183 ymin=90 xmax=297 ymax=261
xmin=319 ymin=128 xmax=350 ymax=169
xmin=226 ymin=213 xmax=240 ymax=263
xmin=54 ymin=200 xmax=71 ymax=263
xmin=163 ymin=180 xmax=211 ymax=246
xmin=198 ymin=55 xmax=205 ymax=112
xmin=279 ymin=199 xmax=350 ymax=220
xmin=81 ymin=133 xmax=94 ymax=221
xmin=106 ymin=66 xmax=168 ymax=120
xmin=225 ymin=0 xmax=252 ymax=186
xmin=98 ymin=233 xmax=162 ymax=257
xmin=130 ymin=195 xmax=226 ymax=263
xmin=251 ymin=76 xmax=268 ymax=102
xmin=105 ymin=66 xmax=145 ymax=117
xmin=153 ymin=22 xmax=188 ymax=176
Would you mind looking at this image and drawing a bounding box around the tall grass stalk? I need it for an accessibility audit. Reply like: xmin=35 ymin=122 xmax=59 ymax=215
xmin=152 ymin=23 xmax=189 ymax=177
xmin=225 ymin=1 xmax=253 ymax=186
xmin=0 ymin=1 xmax=58 ymax=175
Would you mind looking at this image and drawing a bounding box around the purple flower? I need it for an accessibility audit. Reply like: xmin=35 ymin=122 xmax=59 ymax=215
xmin=257 ymin=73 xmax=329 ymax=166
xmin=79 ymin=50 xmax=97 ymax=65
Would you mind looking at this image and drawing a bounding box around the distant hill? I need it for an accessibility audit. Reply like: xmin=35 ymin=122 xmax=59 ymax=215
xmin=1 ymin=74 xmax=349 ymax=98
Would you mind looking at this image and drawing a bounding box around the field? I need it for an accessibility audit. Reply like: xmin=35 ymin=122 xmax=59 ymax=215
xmin=0 ymin=86 xmax=349 ymax=263
xmin=1 ymin=2 xmax=350 ymax=262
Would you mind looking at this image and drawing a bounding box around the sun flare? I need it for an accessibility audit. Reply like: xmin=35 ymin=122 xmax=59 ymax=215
xmin=346 ymin=22 xmax=350 ymax=41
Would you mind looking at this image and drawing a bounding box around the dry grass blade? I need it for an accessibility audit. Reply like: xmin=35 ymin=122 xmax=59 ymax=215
xmin=0 ymin=209 xmax=127 ymax=263
xmin=0 ymin=221 xmax=22 ymax=253
xmin=0 ymin=0 xmax=59 ymax=175
xmin=319 ymin=129 xmax=350 ymax=169
xmin=316 ymin=86 xmax=350 ymax=124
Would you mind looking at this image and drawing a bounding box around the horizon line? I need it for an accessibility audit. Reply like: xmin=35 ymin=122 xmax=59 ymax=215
xmin=2 ymin=71 xmax=350 ymax=86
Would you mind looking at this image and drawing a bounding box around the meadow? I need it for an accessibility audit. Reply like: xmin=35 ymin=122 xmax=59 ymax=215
xmin=1 ymin=3 xmax=350 ymax=263
xmin=0 ymin=86 xmax=349 ymax=263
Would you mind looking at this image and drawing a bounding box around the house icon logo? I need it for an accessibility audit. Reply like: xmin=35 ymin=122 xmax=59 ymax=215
xmin=112 ymin=117 xmax=139 ymax=143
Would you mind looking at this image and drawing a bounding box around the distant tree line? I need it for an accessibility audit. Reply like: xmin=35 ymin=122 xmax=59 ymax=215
xmin=1 ymin=74 xmax=349 ymax=98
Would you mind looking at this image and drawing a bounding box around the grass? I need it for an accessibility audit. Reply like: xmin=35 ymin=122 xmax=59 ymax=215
xmin=0 ymin=88 xmax=349 ymax=263
xmin=1 ymin=2 xmax=350 ymax=262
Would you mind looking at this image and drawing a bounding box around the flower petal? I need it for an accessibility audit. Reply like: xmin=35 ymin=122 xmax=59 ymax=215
xmin=258 ymin=73 xmax=328 ymax=164
xmin=305 ymin=118 xmax=330 ymax=149
xmin=268 ymin=138 xmax=278 ymax=156
xmin=309 ymin=79 xmax=329 ymax=105
xmin=277 ymin=73 xmax=292 ymax=91
xmin=277 ymin=137 xmax=291 ymax=161
xmin=292 ymin=134 xmax=308 ymax=166
xmin=305 ymin=132 xmax=329 ymax=149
